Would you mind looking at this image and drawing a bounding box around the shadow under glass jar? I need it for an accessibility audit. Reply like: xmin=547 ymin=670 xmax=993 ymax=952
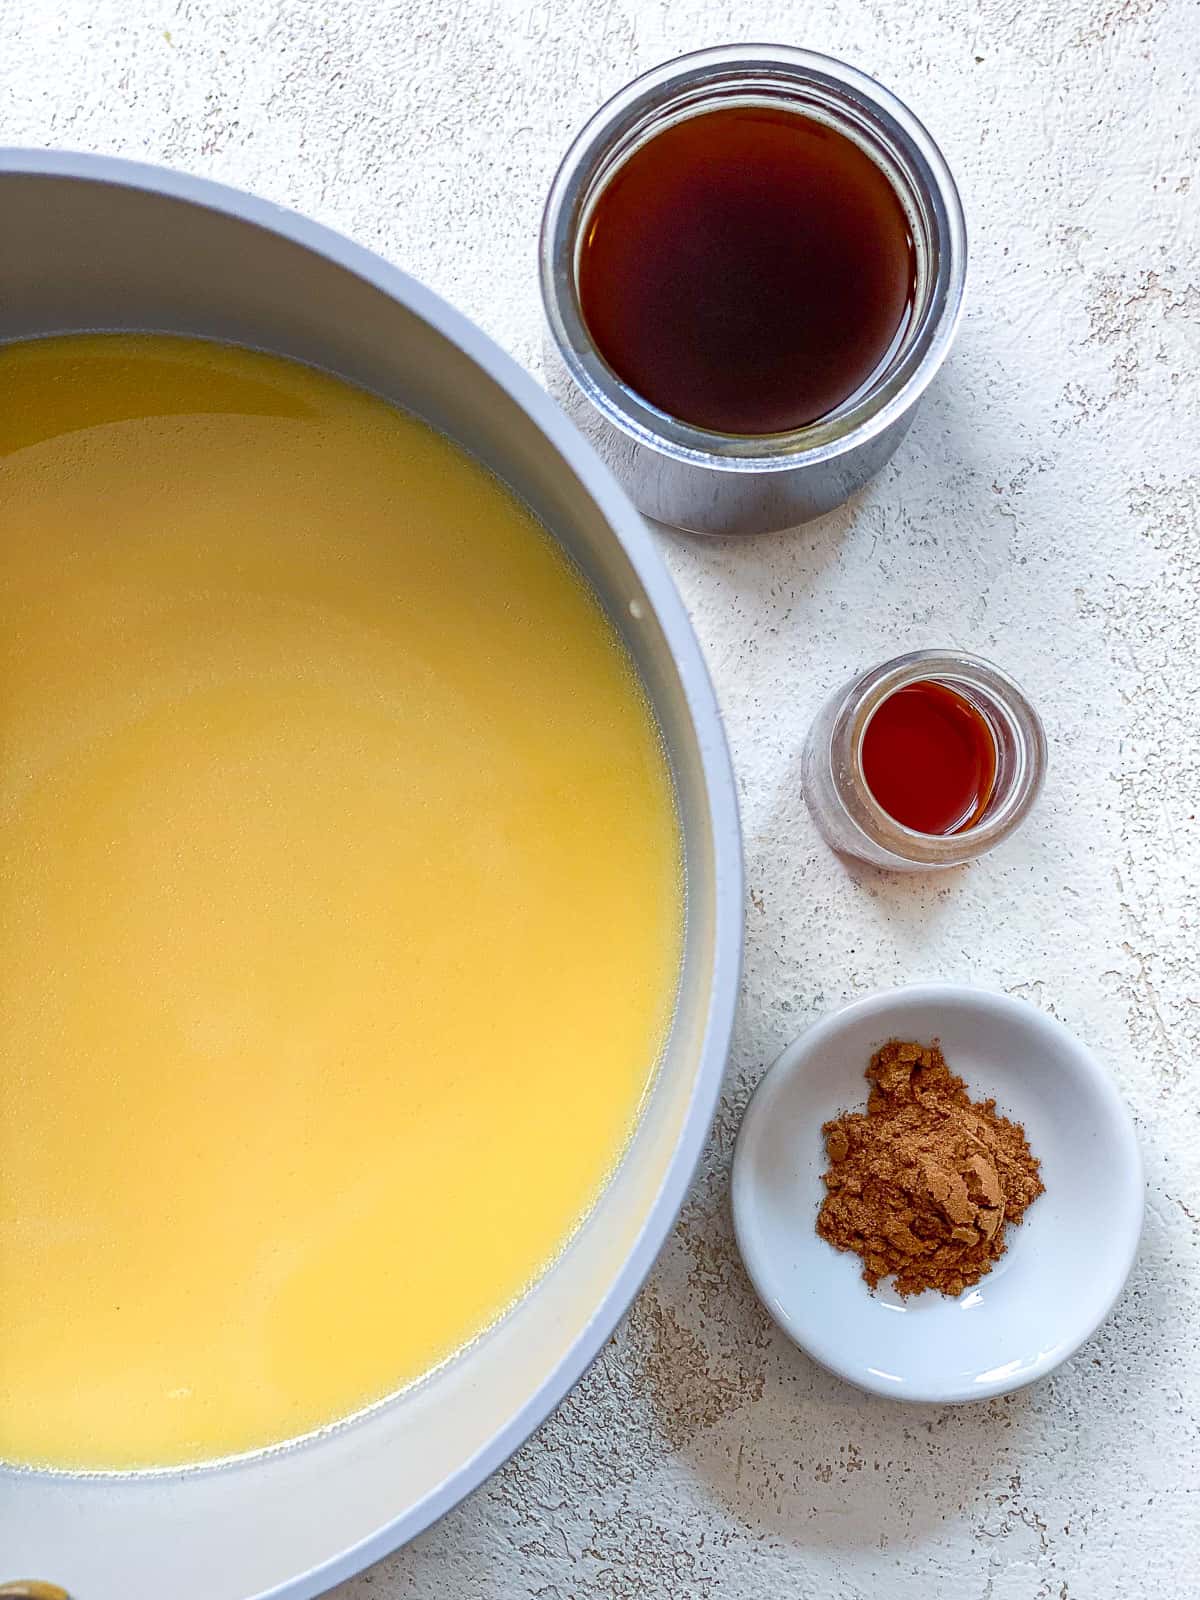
xmin=801 ymin=651 xmax=1047 ymax=870
xmin=539 ymin=44 xmax=967 ymax=535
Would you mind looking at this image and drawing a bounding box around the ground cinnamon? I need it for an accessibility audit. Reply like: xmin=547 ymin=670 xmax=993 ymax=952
xmin=817 ymin=1040 xmax=1043 ymax=1297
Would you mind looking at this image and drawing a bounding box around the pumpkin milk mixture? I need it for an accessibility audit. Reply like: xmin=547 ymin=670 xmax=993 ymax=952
xmin=0 ymin=336 xmax=682 ymax=1470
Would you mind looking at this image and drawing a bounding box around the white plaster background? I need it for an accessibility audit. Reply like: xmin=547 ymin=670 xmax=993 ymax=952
xmin=4 ymin=0 xmax=1198 ymax=1594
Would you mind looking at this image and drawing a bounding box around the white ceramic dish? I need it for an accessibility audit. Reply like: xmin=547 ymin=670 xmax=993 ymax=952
xmin=732 ymin=985 xmax=1143 ymax=1403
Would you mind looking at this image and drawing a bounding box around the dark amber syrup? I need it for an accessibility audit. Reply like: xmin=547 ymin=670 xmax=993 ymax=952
xmin=578 ymin=105 xmax=916 ymax=436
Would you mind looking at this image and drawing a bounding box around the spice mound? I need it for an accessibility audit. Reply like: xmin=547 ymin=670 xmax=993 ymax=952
xmin=817 ymin=1040 xmax=1043 ymax=1297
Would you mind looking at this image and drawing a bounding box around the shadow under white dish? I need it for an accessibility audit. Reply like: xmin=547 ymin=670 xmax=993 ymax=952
xmin=731 ymin=985 xmax=1143 ymax=1402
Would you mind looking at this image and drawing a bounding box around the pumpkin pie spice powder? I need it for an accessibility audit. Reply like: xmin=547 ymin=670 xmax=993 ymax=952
xmin=817 ymin=1040 xmax=1044 ymax=1297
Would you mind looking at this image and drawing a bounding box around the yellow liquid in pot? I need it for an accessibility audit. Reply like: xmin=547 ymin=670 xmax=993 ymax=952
xmin=0 ymin=335 xmax=682 ymax=1470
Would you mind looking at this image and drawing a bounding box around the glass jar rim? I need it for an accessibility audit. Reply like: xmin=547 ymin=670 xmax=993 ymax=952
xmin=539 ymin=44 xmax=968 ymax=472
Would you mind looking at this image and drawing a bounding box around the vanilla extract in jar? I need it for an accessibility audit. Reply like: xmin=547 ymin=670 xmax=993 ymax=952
xmin=860 ymin=678 xmax=997 ymax=836
xmin=802 ymin=651 xmax=1046 ymax=870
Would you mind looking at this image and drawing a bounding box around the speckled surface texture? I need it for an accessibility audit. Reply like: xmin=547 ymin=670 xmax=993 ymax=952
xmin=6 ymin=1 xmax=1198 ymax=1593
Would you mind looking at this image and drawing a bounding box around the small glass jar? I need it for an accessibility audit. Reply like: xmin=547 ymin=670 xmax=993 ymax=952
xmin=802 ymin=650 xmax=1047 ymax=869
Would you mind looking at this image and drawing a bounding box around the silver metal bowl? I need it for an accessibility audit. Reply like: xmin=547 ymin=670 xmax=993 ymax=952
xmin=0 ymin=150 xmax=743 ymax=1600
xmin=541 ymin=45 xmax=967 ymax=535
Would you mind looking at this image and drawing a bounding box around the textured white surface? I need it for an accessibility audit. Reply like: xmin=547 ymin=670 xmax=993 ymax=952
xmin=5 ymin=1 xmax=1198 ymax=1594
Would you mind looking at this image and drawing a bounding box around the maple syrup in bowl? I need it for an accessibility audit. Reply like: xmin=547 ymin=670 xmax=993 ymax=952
xmin=577 ymin=105 xmax=917 ymax=437
xmin=541 ymin=46 xmax=967 ymax=534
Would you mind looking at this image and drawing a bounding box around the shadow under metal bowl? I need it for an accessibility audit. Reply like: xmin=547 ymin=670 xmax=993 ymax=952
xmin=0 ymin=150 xmax=742 ymax=1600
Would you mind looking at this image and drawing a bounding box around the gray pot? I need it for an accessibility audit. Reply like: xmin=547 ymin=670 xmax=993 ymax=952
xmin=0 ymin=151 xmax=742 ymax=1600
